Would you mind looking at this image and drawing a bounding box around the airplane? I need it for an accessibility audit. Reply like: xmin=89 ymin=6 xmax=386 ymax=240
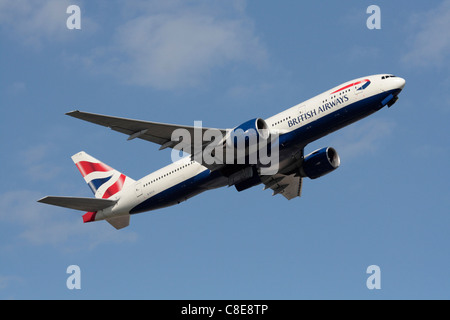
xmin=38 ymin=74 xmax=405 ymax=229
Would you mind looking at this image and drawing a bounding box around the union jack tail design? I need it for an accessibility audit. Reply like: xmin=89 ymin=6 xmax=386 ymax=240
xmin=71 ymin=151 xmax=135 ymax=199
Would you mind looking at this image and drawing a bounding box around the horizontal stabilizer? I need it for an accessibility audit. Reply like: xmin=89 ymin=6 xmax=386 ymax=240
xmin=38 ymin=196 xmax=116 ymax=212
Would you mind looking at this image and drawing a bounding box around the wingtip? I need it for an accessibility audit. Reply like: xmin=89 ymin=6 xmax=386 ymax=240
xmin=66 ymin=110 xmax=80 ymax=116
xmin=37 ymin=196 xmax=48 ymax=203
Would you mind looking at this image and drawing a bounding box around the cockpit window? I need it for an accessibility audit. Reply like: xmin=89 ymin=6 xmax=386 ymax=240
xmin=381 ymin=74 xmax=396 ymax=80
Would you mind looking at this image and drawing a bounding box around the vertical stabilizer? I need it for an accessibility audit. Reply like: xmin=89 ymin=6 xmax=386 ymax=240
xmin=71 ymin=151 xmax=135 ymax=199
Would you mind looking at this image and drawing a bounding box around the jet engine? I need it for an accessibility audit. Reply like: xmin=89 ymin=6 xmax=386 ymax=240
xmin=226 ymin=118 xmax=271 ymax=150
xmin=300 ymin=147 xmax=340 ymax=179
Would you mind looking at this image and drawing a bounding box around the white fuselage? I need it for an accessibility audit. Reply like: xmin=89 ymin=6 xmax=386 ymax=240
xmin=96 ymin=74 xmax=405 ymax=221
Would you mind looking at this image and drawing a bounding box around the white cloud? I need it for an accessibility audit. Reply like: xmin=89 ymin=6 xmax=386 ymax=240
xmin=0 ymin=0 xmax=267 ymax=89
xmin=4 ymin=81 xmax=26 ymax=95
xmin=0 ymin=0 xmax=96 ymax=48
xmin=81 ymin=1 xmax=268 ymax=89
xmin=346 ymin=45 xmax=380 ymax=61
xmin=326 ymin=118 xmax=395 ymax=161
xmin=0 ymin=0 xmax=70 ymax=47
xmin=0 ymin=190 xmax=137 ymax=250
xmin=402 ymin=0 xmax=450 ymax=68
xmin=19 ymin=144 xmax=63 ymax=182
xmin=0 ymin=275 xmax=24 ymax=291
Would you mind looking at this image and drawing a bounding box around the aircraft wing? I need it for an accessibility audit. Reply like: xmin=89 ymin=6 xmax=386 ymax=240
xmin=261 ymin=173 xmax=303 ymax=200
xmin=66 ymin=110 xmax=227 ymax=152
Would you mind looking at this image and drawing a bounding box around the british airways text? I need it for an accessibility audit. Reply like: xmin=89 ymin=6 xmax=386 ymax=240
xmin=288 ymin=95 xmax=349 ymax=128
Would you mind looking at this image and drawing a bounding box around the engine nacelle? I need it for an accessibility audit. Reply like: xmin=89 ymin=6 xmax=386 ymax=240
xmin=226 ymin=118 xmax=271 ymax=150
xmin=300 ymin=147 xmax=340 ymax=179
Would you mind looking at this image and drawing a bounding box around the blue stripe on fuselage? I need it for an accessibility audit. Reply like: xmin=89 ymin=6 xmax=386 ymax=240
xmin=279 ymin=89 xmax=400 ymax=149
xmin=131 ymin=89 xmax=400 ymax=213
xmin=130 ymin=169 xmax=223 ymax=214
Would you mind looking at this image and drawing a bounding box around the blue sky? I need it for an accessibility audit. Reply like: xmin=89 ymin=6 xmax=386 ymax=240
xmin=1 ymin=0 xmax=449 ymax=299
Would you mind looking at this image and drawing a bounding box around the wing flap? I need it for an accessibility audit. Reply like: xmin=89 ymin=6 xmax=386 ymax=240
xmin=38 ymin=196 xmax=117 ymax=211
xmin=262 ymin=174 xmax=302 ymax=200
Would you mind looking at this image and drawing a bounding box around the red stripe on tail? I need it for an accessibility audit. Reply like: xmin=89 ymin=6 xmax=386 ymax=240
xmin=102 ymin=174 xmax=126 ymax=199
xmin=75 ymin=161 xmax=113 ymax=177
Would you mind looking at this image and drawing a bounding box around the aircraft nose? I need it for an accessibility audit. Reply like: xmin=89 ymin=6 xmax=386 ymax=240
xmin=395 ymin=77 xmax=406 ymax=90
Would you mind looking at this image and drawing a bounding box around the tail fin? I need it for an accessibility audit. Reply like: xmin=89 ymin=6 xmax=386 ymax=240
xmin=72 ymin=151 xmax=135 ymax=199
